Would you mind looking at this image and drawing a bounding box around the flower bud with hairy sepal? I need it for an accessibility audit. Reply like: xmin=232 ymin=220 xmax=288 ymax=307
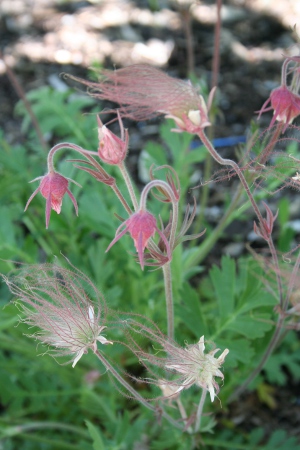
xmin=97 ymin=111 xmax=129 ymax=165
xmin=106 ymin=209 xmax=171 ymax=270
xmin=25 ymin=171 xmax=79 ymax=229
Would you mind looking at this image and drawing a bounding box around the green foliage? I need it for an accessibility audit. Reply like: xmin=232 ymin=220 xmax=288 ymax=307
xmin=1 ymin=81 xmax=299 ymax=450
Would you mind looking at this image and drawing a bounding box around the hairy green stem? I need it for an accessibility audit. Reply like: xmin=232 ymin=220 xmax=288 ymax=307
xmin=176 ymin=397 xmax=192 ymax=434
xmin=198 ymin=130 xmax=284 ymax=303
xmin=194 ymin=389 xmax=207 ymax=433
xmin=162 ymin=262 xmax=174 ymax=341
xmin=94 ymin=350 xmax=182 ymax=430
xmin=118 ymin=161 xmax=139 ymax=211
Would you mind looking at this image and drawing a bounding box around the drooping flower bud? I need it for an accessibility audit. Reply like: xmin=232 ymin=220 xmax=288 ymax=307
xmin=106 ymin=209 xmax=171 ymax=270
xmin=97 ymin=111 xmax=129 ymax=165
xmin=257 ymin=84 xmax=300 ymax=132
xmin=25 ymin=171 xmax=79 ymax=229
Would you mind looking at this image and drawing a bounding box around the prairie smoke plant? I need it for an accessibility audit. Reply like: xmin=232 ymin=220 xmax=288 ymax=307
xmin=67 ymin=64 xmax=212 ymax=133
xmin=3 ymin=264 xmax=112 ymax=367
xmin=25 ymin=171 xmax=79 ymax=228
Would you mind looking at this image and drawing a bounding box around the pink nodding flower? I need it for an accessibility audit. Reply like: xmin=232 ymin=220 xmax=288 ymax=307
xmin=106 ymin=210 xmax=171 ymax=270
xmin=72 ymin=65 xmax=212 ymax=133
xmin=257 ymin=85 xmax=300 ymax=132
xmin=25 ymin=171 xmax=79 ymax=229
xmin=97 ymin=111 xmax=129 ymax=165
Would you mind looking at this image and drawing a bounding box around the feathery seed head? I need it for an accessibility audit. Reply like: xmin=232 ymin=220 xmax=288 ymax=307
xmin=3 ymin=263 xmax=112 ymax=367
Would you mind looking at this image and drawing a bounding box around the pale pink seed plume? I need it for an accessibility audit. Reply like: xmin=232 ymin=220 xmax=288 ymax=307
xmin=2 ymin=263 xmax=112 ymax=367
xmin=125 ymin=318 xmax=228 ymax=402
xmin=70 ymin=64 xmax=202 ymax=121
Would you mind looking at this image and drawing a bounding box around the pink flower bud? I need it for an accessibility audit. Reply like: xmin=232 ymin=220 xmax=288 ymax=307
xmin=106 ymin=210 xmax=171 ymax=270
xmin=257 ymin=85 xmax=300 ymax=132
xmin=97 ymin=111 xmax=129 ymax=165
xmin=25 ymin=171 xmax=78 ymax=229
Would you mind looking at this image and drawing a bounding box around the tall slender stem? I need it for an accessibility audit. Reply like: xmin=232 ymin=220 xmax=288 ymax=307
xmin=94 ymin=350 xmax=182 ymax=430
xmin=197 ymin=130 xmax=265 ymax=225
xmin=176 ymin=397 xmax=192 ymax=434
xmin=194 ymin=389 xmax=207 ymax=433
xmin=118 ymin=161 xmax=139 ymax=211
xmin=162 ymin=262 xmax=174 ymax=341
xmin=140 ymin=179 xmax=179 ymax=251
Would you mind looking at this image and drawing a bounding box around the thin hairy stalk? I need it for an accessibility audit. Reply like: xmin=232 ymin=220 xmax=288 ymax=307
xmin=197 ymin=150 xmax=212 ymax=232
xmin=197 ymin=0 xmax=222 ymax=229
xmin=47 ymin=142 xmax=132 ymax=214
xmin=258 ymin=122 xmax=284 ymax=166
xmin=194 ymin=389 xmax=207 ymax=433
xmin=267 ymin=238 xmax=284 ymax=307
xmin=162 ymin=262 xmax=174 ymax=341
xmin=176 ymin=398 xmax=192 ymax=434
xmin=229 ymin=316 xmax=285 ymax=401
xmin=1 ymin=51 xmax=48 ymax=152
xmin=197 ymin=130 xmax=265 ymax=225
xmin=284 ymin=249 xmax=300 ymax=311
xmin=6 ymin=421 xmax=88 ymax=438
xmin=198 ymin=130 xmax=284 ymax=304
xmin=94 ymin=350 xmax=182 ymax=430
xmin=118 ymin=161 xmax=139 ymax=211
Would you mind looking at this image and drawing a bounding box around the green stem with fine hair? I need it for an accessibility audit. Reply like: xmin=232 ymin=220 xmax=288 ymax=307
xmin=162 ymin=262 xmax=174 ymax=341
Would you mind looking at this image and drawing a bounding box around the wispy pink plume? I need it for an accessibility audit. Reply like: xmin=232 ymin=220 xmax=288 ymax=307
xmin=67 ymin=65 xmax=203 ymax=121
xmin=3 ymin=263 xmax=112 ymax=366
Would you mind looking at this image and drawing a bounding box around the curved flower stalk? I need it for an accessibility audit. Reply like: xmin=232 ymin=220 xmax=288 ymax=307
xmin=25 ymin=141 xmax=133 ymax=227
xmin=66 ymin=64 xmax=213 ymax=133
xmin=2 ymin=263 xmax=112 ymax=367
